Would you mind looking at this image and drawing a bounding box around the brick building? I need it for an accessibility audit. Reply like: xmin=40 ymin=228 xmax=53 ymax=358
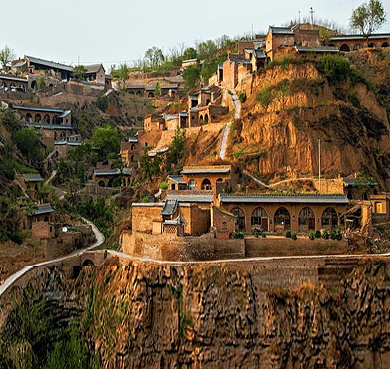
xmin=54 ymin=135 xmax=82 ymax=158
xmin=120 ymin=137 xmax=140 ymax=168
xmin=93 ymin=168 xmax=133 ymax=188
xmin=27 ymin=204 xmax=55 ymax=239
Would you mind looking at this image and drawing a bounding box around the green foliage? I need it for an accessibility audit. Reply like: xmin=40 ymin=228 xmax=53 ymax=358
xmin=309 ymin=231 xmax=315 ymax=240
xmin=200 ymin=51 xmax=227 ymax=82
xmin=73 ymin=65 xmax=88 ymax=81
xmin=284 ymin=230 xmax=292 ymax=238
xmin=330 ymin=230 xmax=337 ymax=240
xmin=155 ymin=82 xmax=161 ymax=96
xmin=141 ymin=196 xmax=151 ymax=203
xmin=183 ymin=65 xmax=200 ymax=92
xmin=12 ymin=128 xmax=45 ymax=162
xmin=315 ymin=230 xmax=322 ymax=239
xmin=145 ymin=46 xmax=165 ymax=69
xmin=239 ymin=92 xmax=247 ymax=103
xmin=167 ymin=127 xmax=188 ymax=172
xmin=318 ymin=55 xmax=351 ymax=84
xmin=38 ymin=76 xmax=46 ymax=90
xmin=291 ymin=232 xmax=298 ymax=241
xmin=0 ymin=196 xmax=27 ymax=244
xmin=233 ymin=231 xmax=244 ymax=239
xmin=350 ymin=0 xmax=386 ymax=38
xmin=183 ymin=47 xmax=198 ymax=60
xmin=322 ymin=230 xmax=330 ymax=240
xmin=159 ymin=181 xmax=168 ymax=190
xmin=353 ymin=172 xmax=375 ymax=195
xmin=257 ymin=86 xmax=273 ymax=107
xmin=0 ymin=108 xmax=20 ymax=132
xmin=96 ymin=93 xmax=108 ymax=112
xmin=139 ymin=148 xmax=164 ymax=181
xmin=92 ymin=125 xmax=120 ymax=159
xmin=0 ymin=45 xmax=15 ymax=67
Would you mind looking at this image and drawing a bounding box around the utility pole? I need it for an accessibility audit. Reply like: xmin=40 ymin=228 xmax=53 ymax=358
xmin=298 ymin=11 xmax=301 ymax=24
xmin=252 ymin=24 xmax=254 ymax=39
xmin=78 ymin=56 xmax=80 ymax=65
xmin=318 ymin=139 xmax=321 ymax=193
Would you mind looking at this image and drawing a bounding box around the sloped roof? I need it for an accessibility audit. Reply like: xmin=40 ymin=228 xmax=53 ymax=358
xmin=182 ymin=167 xmax=231 ymax=175
xmin=12 ymin=104 xmax=64 ymax=113
xmin=22 ymin=123 xmax=73 ymax=130
xmin=84 ymin=64 xmax=104 ymax=74
xmin=22 ymin=173 xmax=44 ymax=182
xmin=220 ymin=194 xmax=349 ymax=204
xmin=166 ymin=192 xmax=214 ymax=203
xmin=0 ymin=74 xmax=28 ymax=82
xmin=94 ymin=168 xmax=132 ymax=176
xmin=296 ymin=46 xmax=339 ymax=53
xmin=25 ymin=55 xmax=73 ymax=72
xmin=168 ymin=175 xmax=186 ymax=184
xmin=30 ymin=204 xmax=54 ymax=216
xmin=161 ymin=199 xmax=178 ymax=216
xmin=269 ymin=26 xmax=294 ymax=35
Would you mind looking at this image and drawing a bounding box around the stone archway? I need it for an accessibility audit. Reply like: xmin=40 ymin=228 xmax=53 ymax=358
xmin=107 ymin=178 xmax=114 ymax=188
xmin=44 ymin=114 xmax=50 ymax=124
xmin=201 ymin=178 xmax=212 ymax=190
xmin=2 ymin=82 xmax=7 ymax=91
xmin=98 ymin=180 xmax=105 ymax=187
xmin=200 ymin=115 xmax=204 ymax=125
xmin=204 ymin=114 xmax=209 ymax=124
xmin=321 ymin=207 xmax=338 ymax=231
xmin=82 ymin=259 xmax=94 ymax=266
xmin=353 ymin=43 xmax=363 ymax=50
xmin=148 ymin=92 xmax=155 ymax=98
xmin=31 ymin=80 xmax=38 ymax=90
xmin=35 ymin=114 xmax=42 ymax=123
xmin=274 ymin=207 xmax=291 ymax=232
xmin=368 ymin=43 xmax=377 ymax=48
xmin=251 ymin=207 xmax=269 ymax=231
xmin=298 ymin=207 xmax=315 ymax=233
xmin=188 ymin=179 xmax=197 ymax=190
xmin=26 ymin=113 xmax=33 ymax=123
xmin=340 ymin=44 xmax=350 ymax=52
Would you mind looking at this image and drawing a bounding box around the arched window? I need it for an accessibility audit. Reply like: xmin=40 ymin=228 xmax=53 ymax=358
xmin=368 ymin=43 xmax=376 ymax=48
xmin=340 ymin=44 xmax=350 ymax=52
xmin=98 ymin=180 xmax=105 ymax=187
xmin=31 ymin=80 xmax=37 ymax=90
xmin=322 ymin=208 xmax=338 ymax=230
xmin=382 ymin=42 xmax=389 ymax=48
xmin=44 ymin=114 xmax=50 ymax=123
xmin=19 ymin=84 xmax=26 ymax=92
xmin=347 ymin=190 xmax=354 ymax=200
xmin=353 ymin=43 xmax=363 ymax=50
xmin=130 ymin=155 xmax=135 ymax=162
xmin=201 ymin=178 xmax=212 ymax=190
xmin=231 ymin=207 xmax=245 ymax=231
xmin=274 ymin=207 xmax=291 ymax=231
xmin=2 ymin=82 xmax=7 ymax=91
xmin=188 ymin=179 xmax=197 ymax=190
xmin=204 ymin=114 xmax=209 ymax=124
xmin=10 ymin=83 xmax=16 ymax=91
xmin=206 ymin=99 xmax=210 ymax=105
xmin=35 ymin=114 xmax=42 ymax=123
xmin=298 ymin=207 xmax=315 ymax=232
xmin=251 ymin=207 xmax=268 ymax=231
xmin=107 ymin=178 xmax=114 ymax=188
xmin=26 ymin=113 xmax=33 ymax=123
xmin=131 ymin=144 xmax=136 ymax=151
xmin=44 ymin=215 xmax=49 ymax=222
xmin=136 ymin=90 xmax=142 ymax=96
xmin=60 ymin=131 xmax=66 ymax=139
xmin=200 ymin=115 xmax=204 ymax=124
xmin=148 ymin=92 xmax=154 ymax=98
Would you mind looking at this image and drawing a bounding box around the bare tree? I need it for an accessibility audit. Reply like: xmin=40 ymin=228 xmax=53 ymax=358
xmin=0 ymin=46 xmax=15 ymax=68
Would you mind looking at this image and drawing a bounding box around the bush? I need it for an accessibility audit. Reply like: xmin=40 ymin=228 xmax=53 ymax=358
xmin=330 ymin=230 xmax=337 ymax=240
xmin=262 ymin=233 xmax=266 ymax=238
xmin=309 ymin=231 xmax=315 ymax=240
xmin=335 ymin=229 xmax=343 ymax=241
xmin=97 ymin=94 xmax=108 ymax=112
xmin=318 ymin=55 xmax=351 ymax=84
xmin=159 ymin=181 xmax=168 ymax=190
xmin=322 ymin=230 xmax=330 ymax=240
xmin=284 ymin=230 xmax=292 ymax=238
xmin=315 ymin=230 xmax=321 ymax=239
xmin=291 ymin=232 xmax=297 ymax=241
xmin=239 ymin=92 xmax=247 ymax=103
xmin=257 ymin=86 xmax=273 ymax=107
xmin=233 ymin=231 xmax=244 ymax=239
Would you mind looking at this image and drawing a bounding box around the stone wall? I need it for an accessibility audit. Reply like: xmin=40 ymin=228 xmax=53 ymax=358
xmin=132 ymin=204 xmax=164 ymax=234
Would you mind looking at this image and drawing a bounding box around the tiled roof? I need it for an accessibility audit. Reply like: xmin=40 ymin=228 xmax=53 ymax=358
xmin=12 ymin=104 xmax=64 ymax=113
xmin=94 ymin=168 xmax=132 ymax=176
xmin=269 ymin=26 xmax=294 ymax=35
xmin=179 ymin=111 xmax=188 ymax=117
xmin=182 ymin=167 xmax=231 ymax=175
xmin=343 ymin=179 xmax=378 ymax=186
xmin=26 ymin=55 xmax=73 ymax=72
xmin=127 ymin=85 xmax=145 ymax=89
xmin=22 ymin=173 xmax=44 ymax=182
xmin=330 ymin=33 xmax=390 ymax=41
xmin=22 ymin=123 xmax=73 ymax=130
xmin=161 ymin=199 xmax=178 ymax=216
xmin=219 ymin=193 xmax=349 ymax=204
xmin=30 ymin=204 xmax=54 ymax=216
xmin=166 ymin=192 xmax=214 ymax=203
xmin=84 ymin=64 xmax=104 ymax=74
xmin=168 ymin=175 xmax=186 ymax=184
xmin=165 ymin=114 xmax=179 ymax=120
xmin=0 ymin=74 xmax=28 ymax=82
xmin=128 ymin=137 xmax=138 ymax=143
xmin=57 ymin=110 xmax=71 ymax=118
xmin=296 ymin=46 xmax=339 ymax=53
xmin=253 ymin=49 xmax=267 ymax=58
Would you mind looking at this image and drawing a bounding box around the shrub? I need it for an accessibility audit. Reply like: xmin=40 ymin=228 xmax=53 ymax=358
xmin=233 ymin=231 xmax=244 ymax=239
xmin=141 ymin=196 xmax=151 ymax=203
xmin=335 ymin=229 xmax=343 ymax=241
xmin=322 ymin=230 xmax=330 ymax=240
xmin=315 ymin=230 xmax=322 ymax=239
xmin=330 ymin=230 xmax=337 ymax=240
xmin=291 ymin=232 xmax=297 ymax=241
xmin=97 ymin=94 xmax=108 ymax=112
xmin=159 ymin=181 xmax=168 ymax=190
xmin=239 ymin=92 xmax=247 ymax=103
xmin=262 ymin=233 xmax=266 ymax=238
xmin=309 ymin=231 xmax=315 ymax=240
xmin=318 ymin=55 xmax=351 ymax=84
xmin=285 ymin=230 xmax=292 ymax=238
xmin=257 ymin=86 xmax=272 ymax=107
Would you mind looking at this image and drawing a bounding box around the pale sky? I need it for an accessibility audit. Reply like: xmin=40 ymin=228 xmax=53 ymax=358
xmin=1 ymin=0 xmax=390 ymax=71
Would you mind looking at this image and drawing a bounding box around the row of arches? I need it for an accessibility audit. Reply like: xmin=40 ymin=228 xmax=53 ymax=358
xmin=187 ymin=178 xmax=223 ymax=191
xmin=336 ymin=42 xmax=389 ymax=52
xmin=199 ymin=113 xmax=209 ymax=125
xmin=230 ymin=206 xmax=339 ymax=232
xmin=26 ymin=113 xmax=56 ymax=124
xmin=1 ymin=82 xmax=26 ymax=92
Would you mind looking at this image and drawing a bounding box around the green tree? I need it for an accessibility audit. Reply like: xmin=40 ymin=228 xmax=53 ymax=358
xmin=167 ymin=127 xmax=187 ymax=171
xmin=0 ymin=45 xmax=15 ymax=68
xmin=155 ymin=82 xmax=161 ymax=96
xmin=92 ymin=126 xmax=120 ymax=159
xmin=139 ymin=148 xmax=164 ymax=181
xmin=183 ymin=65 xmax=200 ymax=92
xmin=144 ymin=47 xmax=164 ymax=69
xmin=12 ymin=128 xmax=45 ymax=162
xmin=73 ymin=65 xmax=88 ymax=81
xmin=183 ymin=47 xmax=198 ymax=60
xmin=319 ymin=55 xmax=351 ymax=84
xmin=350 ymin=0 xmax=387 ymax=41
xmin=353 ymin=172 xmax=375 ymax=195
xmin=38 ymin=76 xmax=46 ymax=90
xmin=117 ymin=63 xmax=129 ymax=88
xmin=0 ymin=108 xmax=20 ymax=132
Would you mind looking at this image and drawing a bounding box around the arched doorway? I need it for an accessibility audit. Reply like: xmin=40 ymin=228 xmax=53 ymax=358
xmin=82 ymin=259 xmax=94 ymax=266
xmin=340 ymin=44 xmax=350 ymax=52
xmin=148 ymin=92 xmax=155 ymax=98
xmin=98 ymin=180 xmax=105 ymax=187
xmin=200 ymin=115 xmax=204 ymax=125
xmin=10 ymin=83 xmax=16 ymax=91
xmin=44 ymin=114 xmax=50 ymax=123
xmin=231 ymin=207 xmax=245 ymax=231
xmin=136 ymin=90 xmax=142 ymax=97
xmin=130 ymin=155 xmax=135 ymax=162
xmin=19 ymin=84 xmax=26 ymax=92
xmin=201 ymin=178 xmax=212 ymax=190
xmin=107 ymin=178 xmax=114 ymax=188
xmin=347 ymin=190 xmax=354 ymax=200
xmin=31 ymin=80 xmax=38 ymax=90
xmin=251 ymin=207 xmax=269 ymax=231
xmin=34 ymin=114 xmax=42 ymax=123
xmin=353 ymin=43 xmax=363 ymax=50
xmin=206 ymin=99 xmax=210 ymax=105
xmin=368 ymin=43 xmax=376 ymax=48
xmin=321 ymin=207 xmax=338 ymax=230
xmin=204 ymin=114 xmax=209 ymax=124
xmin=382 ymin=42 xmax=389 ymax=48
xmin=26 ymin=113 xmax=33 ymax=123
xmin=274 ymin=207 xmax=291 ymax=231
xmin=298 ymin=207 xmax=315 ymax=232
xmin=188 ymin=179 xmax=197 ymax=190
xmin=2 ymin=82 xmax=7 ymax=91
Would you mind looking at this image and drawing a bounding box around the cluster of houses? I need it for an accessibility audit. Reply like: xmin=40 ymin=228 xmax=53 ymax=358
xmin=209 ymin=23 xmax=390 ymax=89
xmin=0 ymin=54 xmax=112 ymax=95
xmin=129 ymin=165 xmax=389 ymax=242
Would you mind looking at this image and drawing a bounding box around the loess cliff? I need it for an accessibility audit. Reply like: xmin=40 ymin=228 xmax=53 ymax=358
xmin=3 ymin=259 xmax=390 ymax=368
xmin=230 ymin=50 xmax=390 ymax=189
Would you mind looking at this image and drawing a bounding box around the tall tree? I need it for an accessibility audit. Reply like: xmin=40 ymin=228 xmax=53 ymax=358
xmin=144 ymin=47 xmax=164 ymax=69
xmin=350 ymin=0 xmax=387 ymax=41
xmin=73 ymin=65 xmax=88 ymax=80
xmin=92 ymin=126 xmax=120 ymax=159
xmin=117 ymin=63 xmax=129 ymax=88
xmin=182 ymin=65 xmax=200 ymax=92
xmin=0 ymin=45 xmax=15 ymax=68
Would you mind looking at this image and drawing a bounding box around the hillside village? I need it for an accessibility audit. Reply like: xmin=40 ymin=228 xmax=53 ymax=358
xmin=0 ymin=17 xmax=390 ymax=270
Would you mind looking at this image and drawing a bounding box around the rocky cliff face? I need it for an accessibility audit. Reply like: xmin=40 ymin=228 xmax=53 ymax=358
xmin=2 ymin=259 xmax=390 ymax=368
xmin=231 ymin=54 xmax=390 ymax=188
